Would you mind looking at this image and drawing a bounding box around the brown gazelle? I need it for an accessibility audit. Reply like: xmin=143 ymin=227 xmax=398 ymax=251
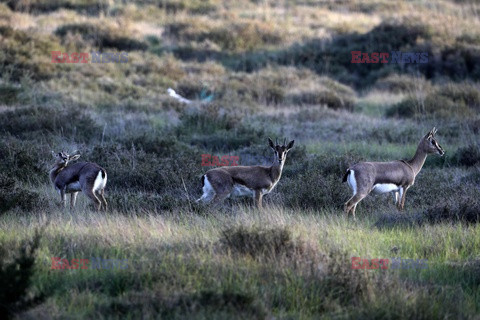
xmin=50 ymin=152 xmax=108 ymax=210
xmin=343 ymin=127 xmax=444 ymax=218
xmin=196 ymin=138 xmax=294 ymax=208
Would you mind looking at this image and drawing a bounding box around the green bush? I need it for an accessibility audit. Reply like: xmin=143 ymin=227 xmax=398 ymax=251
xmin=455 ymin=143 xmax=480 ymax=166
xmin=280 ymin=153 xmax=360 ymax=209
xmin=0 ymin=139 xmax=51 ymax=184
xmin=0 ymin=174 xmax=48 ymax=213
xmin=0 ymin=230 xmax=43 ymax=318
xmin=0 ymin=83 xmax=22 ymax=105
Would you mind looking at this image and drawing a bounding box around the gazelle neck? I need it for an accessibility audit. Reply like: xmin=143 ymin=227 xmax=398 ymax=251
xmin=407 ymin=143 xmax=428 ymax=176
xmin=49 ymin=164 xmax=65 ymax=184
xmin=270 ymin=159 xmax=285 ymax=181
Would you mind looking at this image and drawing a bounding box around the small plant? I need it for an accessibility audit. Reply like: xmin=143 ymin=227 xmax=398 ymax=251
xmin=0 ymin=229 xmax=43 ymax=319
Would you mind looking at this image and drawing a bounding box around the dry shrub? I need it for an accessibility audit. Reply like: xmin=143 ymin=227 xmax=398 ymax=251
xmin=374 ymin=74 xmax=431 ymax=93
xmin=2 ymin=0 xmax=109 ymax=14
xmin=386 ymin=82 xmax=480 ymax=118
xmin=287 ymin=77 xmax=356 ymax=110
xmin=167 ymin=20 xmax=283 ymax=52
xmin=55 ymin=23 xmax=148 ymax=51
xmin=0 ymin=26 xmax=60 ymax=80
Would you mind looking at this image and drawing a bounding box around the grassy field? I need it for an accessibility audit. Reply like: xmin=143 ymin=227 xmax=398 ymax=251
xmin=0 ymin=0 xmax=480 ymax=319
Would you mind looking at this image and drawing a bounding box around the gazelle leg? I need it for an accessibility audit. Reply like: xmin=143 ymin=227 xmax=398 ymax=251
xmin=212 ymin=191 xmax=230 ymax=207
xmin=85 ymin=189 xmax=102 ymax=210
xmin=344 ymin=193 xmax=367 ymax=219
xmin=60 ymin=190 xmax=67 ymax=208
xmin=350 ymin=203 xmax=359 ymax=219
xmin=254 ymin=190 xmax=263 ymax=209
xmin=393 ymin=192 xmax=399 ymax=205
xmin=396 ymin=188 xmax=404 ymax=210
xmin=97 ymin=189 xmax=107 ymax=211
xmin=399 ymin=187 xmax=407 ymax=211
xmin=70 ymin=192 xmax=78 ymax=209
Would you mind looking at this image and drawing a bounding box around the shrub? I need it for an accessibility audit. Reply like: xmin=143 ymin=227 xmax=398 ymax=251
xmin=102 ymin=289 xmax=266 ymax=319
xmin=0 ymin=139 xmax=51 ymax=184
xmin=0 ymin=174 xmax=48 ymax=213
xmin=55 ymin=23 xmax=148 ymax=51
xmin=0 ymin=229 xmax=43 ymax=318
xmin=280 ymin=153 xmax=360 ymax=209
xmin=422 ymin=200 xmax=480 ymax=224
xmin=386 ymin=83 xmax=478 ymax=118
xmin=0 ymin=26 xmax=60 ymax=80
xmin=374 ymin=74 xmax=431 ymax=93
xmin=0 ymin=105 xmax=100 ymax=141
xmin=288 ymin=82 xmax=355 ymax=110
xmin=166 ymin=20 xmax=283 ymax=52
xmin=0 ymin=83 xmax=22 ymax=105
xmin=455 ymin=143 xmax=480 ymax=167
xmin=1 ymin=0 xmax=109 ymax=14
xmin=375 ymin=196 xmax=480 ymax=228
xmin=220 ymin=226 xmax=294 ymax=259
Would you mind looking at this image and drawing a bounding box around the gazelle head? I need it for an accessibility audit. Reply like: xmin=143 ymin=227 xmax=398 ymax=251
xmin=268 ymin=137 xmax=295 ymax=164
xmin=421 ymin=127 xmax=445 ymax=156
xmin=52 ymin=151 xmax=81 ymax=168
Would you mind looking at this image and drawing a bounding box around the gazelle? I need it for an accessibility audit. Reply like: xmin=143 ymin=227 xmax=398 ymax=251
xmin=50 ymin=152 xmax=108 ymax=210
xmin=343 ymin=127 xmax=444 ymax=218
xmin=196 ymin=138 xmax=294 ymax=208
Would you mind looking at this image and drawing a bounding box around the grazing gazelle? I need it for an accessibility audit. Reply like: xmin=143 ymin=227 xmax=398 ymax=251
xmin=343 ymin=127 xmax=444 ymax=218
xmin=196 ymin=138 xmax=294 ymax=208
xmin=49 ymin=152 xmax=108 ymax=210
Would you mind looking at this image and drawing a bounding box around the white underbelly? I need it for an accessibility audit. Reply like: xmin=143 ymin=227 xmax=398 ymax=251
xmin=371 ymin=183 xmax=401 ymax=194
xmin=231 ymin=184 xmax=255 ymax=197
xmin=65 ymin=181 xmax=81 ymax=193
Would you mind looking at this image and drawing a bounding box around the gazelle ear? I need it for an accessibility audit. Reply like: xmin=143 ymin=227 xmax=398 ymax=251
xmin=69 ymin=154 xmax=81 ymax=161
xmin=268 ymin=137 xmax=275 ymax=150
xmin=432 ymin=127 xmax=437 ymax=136
xmin=286 ymin=140 xmax=295 ymax=150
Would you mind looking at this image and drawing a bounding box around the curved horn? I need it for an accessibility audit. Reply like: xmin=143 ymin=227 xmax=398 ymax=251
xmin=283 ymin=138 xmax=286 ymax=146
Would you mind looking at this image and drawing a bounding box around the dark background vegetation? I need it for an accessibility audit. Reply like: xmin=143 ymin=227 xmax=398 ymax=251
xmin=0 ymin=0 xmax=479 ymax=319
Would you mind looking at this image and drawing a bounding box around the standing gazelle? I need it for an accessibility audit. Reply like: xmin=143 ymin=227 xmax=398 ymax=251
xmin=343 ymin=128 xmax=444 ymax=218
xmin=196 ymin=138 xmax=294 ymax=208
xmin=50 ymin=152 xmax=108 ymax=210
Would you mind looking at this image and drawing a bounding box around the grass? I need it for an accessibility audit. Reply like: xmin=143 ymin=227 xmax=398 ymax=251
xmin=2 ymin=208 xmax=479 ymax=318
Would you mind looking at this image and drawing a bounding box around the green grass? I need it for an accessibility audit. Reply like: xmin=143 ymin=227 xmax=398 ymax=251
xmin=2 ymin=208 xmax=479 ymax=318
